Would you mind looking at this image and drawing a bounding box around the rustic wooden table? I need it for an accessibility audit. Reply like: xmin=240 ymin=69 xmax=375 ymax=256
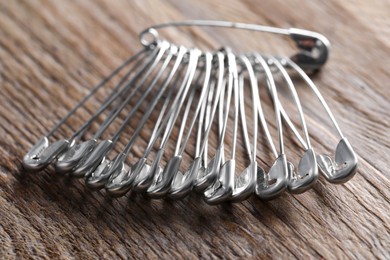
xmin=1 ymin=0 xmax=389 ymax=259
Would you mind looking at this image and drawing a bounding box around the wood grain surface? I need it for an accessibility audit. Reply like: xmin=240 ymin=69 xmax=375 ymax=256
xmin=1 ymin=0 xmax=389 ymax=259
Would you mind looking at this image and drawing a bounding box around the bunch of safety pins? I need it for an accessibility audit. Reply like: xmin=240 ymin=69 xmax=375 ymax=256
xmin=22 ymin=21 xmax=358 ymax=205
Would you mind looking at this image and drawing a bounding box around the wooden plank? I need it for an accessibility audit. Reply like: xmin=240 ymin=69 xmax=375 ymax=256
xmin=0 ymin=0 xmax=389 ymax=258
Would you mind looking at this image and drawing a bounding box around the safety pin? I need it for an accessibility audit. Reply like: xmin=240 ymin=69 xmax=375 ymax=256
xmin=229 ymin=55 xmax=259 ymax=202
xmin=252 ymin=53 xmax=289 ymax=200
xmin=193 ymin=52 xmax=225 ymax=192
xmin=204 ymin=51 xmax=238 ymax=205
xmin=187 ymin=71 xmax=212 ymax=193
xmin=140 ymin=20 xmax=330 ymax=71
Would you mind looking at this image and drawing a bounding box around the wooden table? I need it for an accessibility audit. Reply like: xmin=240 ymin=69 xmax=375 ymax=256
xmin=1 ymin=0 xmax=389 ymax=258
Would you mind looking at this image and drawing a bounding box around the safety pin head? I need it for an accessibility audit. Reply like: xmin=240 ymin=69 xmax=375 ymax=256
xmin=55 ymin=139 xmax=97 ymax=173
xmin=23 ymin=137 xmax=71 ymax=171
xmin=133 ymin=149 xmax=165 ymax=192
xmin=231 ymin=160 xmax=257 ymax=202
xmin=289 ymin=28 xmax=330 ymax=72
xmin=169 ymin=156 xmax=201 ymax=200
xmin=147 ymin=155 xmax=182 ymax=199
xmin=203 ymin=159 xmax=235 ymax=205
xmin=104 ymin=154 xmax=135 ymax=197
xmin=86 ymin=153 xmax=128 ymax=190
xmin=287 ymin=148 xmax=319 ymax=194
xmin=130 ymin=158 xmax=152 ymax=192
xmin=255 ymin=154 xmax=289 ymax=200
xmin=317 ymin=138 xmax=358 ymax=184
xmin=105 ymin=167 xmax=135 ymax=197
xmin=85 ymin=158 xmax=112 ymax=190
xmin=71 ymin=139 xmax=113 ymax=178
xmin=193 ymin=147 xmax=222 ymax=192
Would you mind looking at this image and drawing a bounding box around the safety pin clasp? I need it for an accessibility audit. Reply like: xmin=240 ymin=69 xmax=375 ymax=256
xmin=317 ymin=138 xmax=358 ymax=184
xmin=204 ymin=159 xmax=235 ymax=205
xmin=23 ymin=137 xmax=71 ymax=171
xmin=289 ymin=28 xmax=330 ymax=71
xmin=255 ymin=154 xmax=289 ymax=200
xmin=287 ymin=148 xmax=319 ymax=194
